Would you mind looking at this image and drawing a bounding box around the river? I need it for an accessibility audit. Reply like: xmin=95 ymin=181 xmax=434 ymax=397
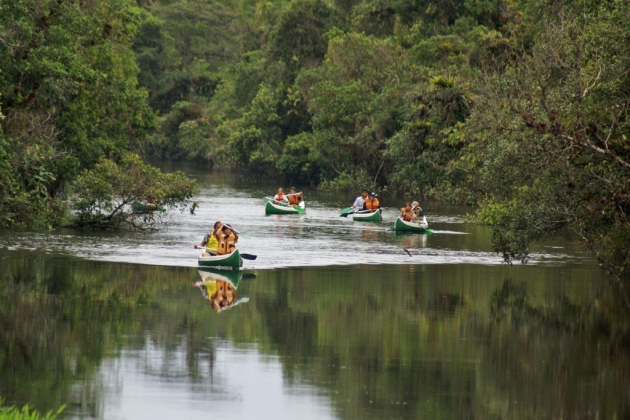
xmin=0 ymin=163 xmax=628 ymax=419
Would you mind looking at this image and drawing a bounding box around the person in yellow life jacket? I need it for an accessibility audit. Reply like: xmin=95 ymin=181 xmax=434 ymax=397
xmin=195 ymin=221 xmax=222 ymax=256
xmin=400 ymin=202 xmax=416 ymax=222
xmin=364 ymin=191 xmax=380 ymax=213
xmin=287 ymin=187 xmax=303 ymax=206
xmin=217 ymin=224 xmax=239 ymax=255
xmin=272 ymin=188 xmax=287 ymax=205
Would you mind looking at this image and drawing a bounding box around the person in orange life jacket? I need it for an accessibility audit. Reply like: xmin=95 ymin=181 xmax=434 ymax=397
xmin=217 ymin=224 xmax=239 ymax=255
xmin=364 ymin=191 xmax=380 ymax=213
xmin=400 ymin=202 xmax=416 ymax=222
xmin=272 ymin=188 xmax=288 ymax=205
xmin=195 ymin=221 xmax=222 ymax=256
xmin=352 ymin=189 xmax=369 ymax=211
xmin=287 ymin=187 xmax=303 ymax=206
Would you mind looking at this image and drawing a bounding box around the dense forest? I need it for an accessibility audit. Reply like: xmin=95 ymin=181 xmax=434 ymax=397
xmin=1 ymin=0 xmax=629 ymax=278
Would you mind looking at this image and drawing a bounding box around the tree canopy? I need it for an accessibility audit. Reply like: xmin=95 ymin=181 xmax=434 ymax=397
xmin=1 ymin=0 xmax=628 ymax=277
xmin=0 ymin=0 xmax=196 ymax=229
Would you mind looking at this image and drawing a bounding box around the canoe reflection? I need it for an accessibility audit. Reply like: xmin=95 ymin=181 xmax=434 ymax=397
xmin=396 ymin=232 xmax=428 ymax=249
xmin=193 ymin=269 xmax=249 ymax=312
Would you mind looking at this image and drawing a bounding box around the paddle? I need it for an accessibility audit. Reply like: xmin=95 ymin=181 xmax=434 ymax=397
xmin=285 ymin=192 xmax=305 ymax=212
xmin=351 ymin=209 xmax=376 ymax=214
xmin=339 ymin=207 xmax=353 ymax=217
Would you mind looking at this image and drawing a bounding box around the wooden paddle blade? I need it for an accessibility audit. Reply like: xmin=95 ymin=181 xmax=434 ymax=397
xmin=241 ymin=253 xmax=257 ymax=260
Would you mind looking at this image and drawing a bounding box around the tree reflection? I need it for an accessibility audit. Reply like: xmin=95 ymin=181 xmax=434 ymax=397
xmin=1 ymin=257 xmax=629 ymax=419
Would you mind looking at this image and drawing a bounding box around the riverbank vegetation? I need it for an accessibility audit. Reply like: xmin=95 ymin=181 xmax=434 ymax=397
xmin=1 ymin=0 xmax=628 ymax=277
xmin=0 ymin=0 xmax=197 ymax=230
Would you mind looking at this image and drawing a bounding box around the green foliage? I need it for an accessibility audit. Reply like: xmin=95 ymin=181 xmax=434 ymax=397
xmin=463 ymin=0 xmax=630 ymax=277
xmin=0 ymin=400 xmax=63 ymax=420
xmin=71 ymin=153 xmax=198 ymax=229
xmin=0 ymin=0 xmax=162 ymax=229
xmin=266 ymin=0 xmax=337 ymax=72
xmin=275 ymin=132 xmax=324 ymax=184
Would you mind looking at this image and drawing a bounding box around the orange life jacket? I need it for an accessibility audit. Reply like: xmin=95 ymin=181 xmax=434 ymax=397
xmin=365 ymin=197 xmax=379 ymax=211
xmin=288 ymin=194 xmax=301 ymax=205
xmin=274 ymin=192 xmax=285 ymax=201
xmin=400 ymin=208 xmax=414 ymax=222
xmin=218 ymin=232 xmax=237 ymax=255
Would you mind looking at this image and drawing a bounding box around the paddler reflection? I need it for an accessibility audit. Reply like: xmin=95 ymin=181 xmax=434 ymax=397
xmin=193 ymin=269 xmax=248 ymax=312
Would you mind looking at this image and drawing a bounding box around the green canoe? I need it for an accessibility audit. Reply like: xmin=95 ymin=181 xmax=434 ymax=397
xmin=394 ymin=216 xmax=429 ymax=233
xmin=352 ymin=208 xmax=382 ymax=222
xmin=198 ymin=249 xmax=243 ymax=270
xmin=265 ymin=200 xmax=303 ymax=215
xmin=131 ymin=200 xmax=165 ymax=213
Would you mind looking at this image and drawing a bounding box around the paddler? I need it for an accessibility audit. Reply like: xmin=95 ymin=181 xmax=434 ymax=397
xmin=272 ymin=188 xmax=288 ymax=205
xmin=400 ymin=202 xmax=416 ymax=222
xmin=365 ymin=191 xmax=380 ymax=213
xmin=287 ymin=187 xmax=304 ymax=206
xmin=351 ymin=189 xmax=369 ymax=212
xmin=195 ymin=221 xmax=222 ymax=256
xmin=412 ymin=201 xmax=424 ymax=219
xmin=217 ymin=223 xmax=239 ymax=255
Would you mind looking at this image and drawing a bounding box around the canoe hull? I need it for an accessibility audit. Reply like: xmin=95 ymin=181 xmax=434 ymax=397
xmin=131 ymin=200 xmax=165 ymax=213
xmin=265 ymin=200 xmax=300 ymax=215
xmin=352 ymin=208 xmax=382 ymax=222
xmin=198 ymin=249 xmax=243 ymax=269
xmin=394 ymin=216 xmax=429 ymax=233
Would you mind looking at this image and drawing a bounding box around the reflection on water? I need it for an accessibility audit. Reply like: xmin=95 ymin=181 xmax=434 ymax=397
xmin=194 ymin=269 xmax=249 ymax=312
xmin=0 ymin=254 xmax=629 ymax=419
xmin=396 ymin=232 xmax=428 ymax=250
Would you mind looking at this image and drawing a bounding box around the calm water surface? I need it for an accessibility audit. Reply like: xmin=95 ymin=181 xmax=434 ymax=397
xmin=0 ymin=164 xmax=629 ymax=419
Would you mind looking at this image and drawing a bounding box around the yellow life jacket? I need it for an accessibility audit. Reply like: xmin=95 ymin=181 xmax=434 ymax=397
xmin=204 ymin=281 xmax=218 ymax=298
xmin=205 ymin=233 xmax=219 ymax=254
